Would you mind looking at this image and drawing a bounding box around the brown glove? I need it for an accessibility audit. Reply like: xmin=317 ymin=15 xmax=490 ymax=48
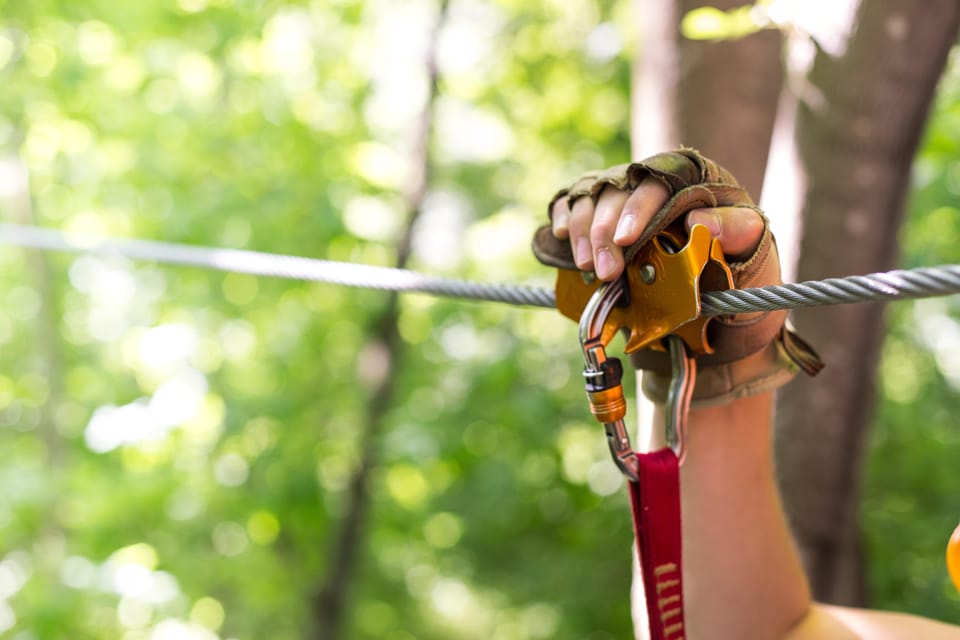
xmin=533 ymin=148 xmax=823 ymax=407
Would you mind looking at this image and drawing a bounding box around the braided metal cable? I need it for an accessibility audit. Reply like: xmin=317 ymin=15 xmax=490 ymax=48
xmin=0 ymin=222 xmax=557 ymax=308
xmin=699 ymin=265 xmax=960 ymax=316
xmin=4 ymin=222 xmax=960 ymax=313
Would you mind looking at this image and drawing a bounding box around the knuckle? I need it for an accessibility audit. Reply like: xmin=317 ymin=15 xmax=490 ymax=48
xmin=568 ymin=199 xmax=594 ymax=230
xmin=571 ymin=195 xmax=593 ymax=214
xmin=551 ymin=200 xmax=569 ymax=220
xmin=590 ymin=221 xmax=613 ymax=246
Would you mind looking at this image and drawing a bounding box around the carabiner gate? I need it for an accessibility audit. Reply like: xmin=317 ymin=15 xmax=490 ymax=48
xmin=578 ymin=277 xmax=639 ymax=480
xmin=665 ymin=335 xmax=694 ymax=465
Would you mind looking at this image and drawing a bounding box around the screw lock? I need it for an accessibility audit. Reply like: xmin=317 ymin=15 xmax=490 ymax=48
xmin=584 ymin=357 xmax=623 ymax=392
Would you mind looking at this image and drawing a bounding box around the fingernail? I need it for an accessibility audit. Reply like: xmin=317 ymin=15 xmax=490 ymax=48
xmin=576 ymin=237 xmax=592 ymax=266
xmin=596 ymin=247 xmax=614 ymax=279
xmin=691 ymin=211 xmax=722 ymax=237
xmin=614 ymin=214 xmax=636 ymax=243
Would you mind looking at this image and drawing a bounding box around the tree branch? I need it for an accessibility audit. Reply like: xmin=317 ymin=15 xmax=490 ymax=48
xmin=311 ymin=1 xmax=451 ymax=638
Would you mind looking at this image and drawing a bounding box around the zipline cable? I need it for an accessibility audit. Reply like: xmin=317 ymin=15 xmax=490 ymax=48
xmin=699 ymin=267 xmax=960 ymax=315
xmin=0 ymin=222 xmax=557 ymax=309
xmin=3 ymin=222 xmax=960 ymax=316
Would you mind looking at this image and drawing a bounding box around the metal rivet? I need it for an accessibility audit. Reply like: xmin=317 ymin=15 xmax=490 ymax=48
xmin=640 ymin=264 xmax=656 ymax=284
xmin=581 ymin=271 xmax=597 ymax=285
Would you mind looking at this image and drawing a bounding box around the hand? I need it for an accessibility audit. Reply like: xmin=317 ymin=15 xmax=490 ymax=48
xmin=549 ymin=176 xmax=766 ymax=281
xmin=534 ymin=152 xmax=822 ymax=405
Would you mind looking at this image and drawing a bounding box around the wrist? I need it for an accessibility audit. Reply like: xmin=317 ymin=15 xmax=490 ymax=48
xmin=639 ymin=329 xmax=815 ymax=409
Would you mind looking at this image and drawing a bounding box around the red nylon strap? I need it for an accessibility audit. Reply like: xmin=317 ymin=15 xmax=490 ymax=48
xmin=628 ymin=448 xmax=685 ymax=640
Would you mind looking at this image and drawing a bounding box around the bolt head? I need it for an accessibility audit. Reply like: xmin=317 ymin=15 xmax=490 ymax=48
xmin=640 ymin=264 xmax=656 ymax=284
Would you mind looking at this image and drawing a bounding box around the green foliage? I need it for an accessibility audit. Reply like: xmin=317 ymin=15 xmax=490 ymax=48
xmin=680 ymin=4 xmax=767 ymax=42
xmin=865 ymin=55 xmax=960 ymax=621
xmin=0 ymin=0 xmax=636 ymax=638
xmin=2 ymin=0 xmax=959 ymax=637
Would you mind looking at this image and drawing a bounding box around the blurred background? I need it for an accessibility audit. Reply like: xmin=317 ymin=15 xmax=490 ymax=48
xmin=0 ymin=0 xmax=957 ymax=638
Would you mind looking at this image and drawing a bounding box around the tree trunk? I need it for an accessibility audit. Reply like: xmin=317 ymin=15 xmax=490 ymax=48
xmin=676 ymin=0 xmax=785 ymax=200
xmin=629 ymin=4 xmax=784 ymax=636
xmin=775 ymin=0 xmax=960 ymax=606
xmin=631 ymin=0 xmax=784 ymax=198
xmin=631 ymin=0 xmax=680 ymax=158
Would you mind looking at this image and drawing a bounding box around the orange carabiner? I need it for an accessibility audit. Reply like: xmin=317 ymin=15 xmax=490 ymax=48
xmin=948 ymin=521 xmax=960 ymax=593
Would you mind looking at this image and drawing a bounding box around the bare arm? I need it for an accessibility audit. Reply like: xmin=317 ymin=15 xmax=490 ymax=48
xmin=660 ymin=230 xmax=960 ymax=638
xmin=669 ymin=393 xmax=813 ymax=639
xmin=548 ymin=169 xmax=960 ymax=639
xmin=668 ymin=394 xmax=960 ymax=639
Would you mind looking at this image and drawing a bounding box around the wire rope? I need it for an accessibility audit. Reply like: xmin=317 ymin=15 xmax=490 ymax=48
xmin=3 ymin=222 xmax=959 ymax=315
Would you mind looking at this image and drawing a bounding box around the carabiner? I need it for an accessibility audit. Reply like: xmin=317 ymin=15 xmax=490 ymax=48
xmin=578 ymin=278 xmax=697 ymax=479
xmin=578 ymin=277 xmax=638 ymax=480
xmin=664 ymin=335 xmax=695 ymax=465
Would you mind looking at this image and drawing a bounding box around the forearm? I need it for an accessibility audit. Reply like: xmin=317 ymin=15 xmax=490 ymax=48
xmin=656 ymin=391 xmax=812 ymax=639
xmin=543 ymin=153 xmax=960 ymax=639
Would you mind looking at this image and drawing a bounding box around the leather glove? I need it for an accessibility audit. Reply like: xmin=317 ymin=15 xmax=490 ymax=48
xmin=533 ymin=148 xmax=822 ymax=407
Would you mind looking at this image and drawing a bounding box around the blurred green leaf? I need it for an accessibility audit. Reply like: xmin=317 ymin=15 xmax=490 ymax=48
xmin=681 ymin=5 xmax=765 ymax=41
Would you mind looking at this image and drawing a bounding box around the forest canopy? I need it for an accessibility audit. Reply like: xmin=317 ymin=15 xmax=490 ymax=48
xmin=0 ymin=0 xmax=957 ymax=638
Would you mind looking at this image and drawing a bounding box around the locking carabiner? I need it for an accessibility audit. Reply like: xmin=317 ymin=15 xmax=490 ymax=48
xmin=578 ymin=277 xmax=697 ymax=479
xmin=569 ymin=225 xmax=729 ymax=479
xmin=578 ymin=277 xmax=638 ymax=480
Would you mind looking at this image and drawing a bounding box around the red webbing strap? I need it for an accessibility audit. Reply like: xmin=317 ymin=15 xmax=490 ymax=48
xmin=628 ymin=448 xmax=685 ymax=640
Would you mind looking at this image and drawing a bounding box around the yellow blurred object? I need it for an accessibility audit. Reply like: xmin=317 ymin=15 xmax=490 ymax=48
xmin=948 ymin=522 xmax=960 ymax=593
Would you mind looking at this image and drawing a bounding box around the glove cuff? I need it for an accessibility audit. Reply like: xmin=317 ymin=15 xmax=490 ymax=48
xmin=639 ymin=326 xmax=823 ymax=408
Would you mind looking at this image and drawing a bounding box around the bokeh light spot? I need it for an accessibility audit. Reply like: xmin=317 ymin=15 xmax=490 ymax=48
xmin=190 ymin=597 xmax=225 ymax=631
xmin=423 ymin=512 xmax=464 ymax=549
xmin=386 ymin=464 xmax=431 ymax=509
xmin=247 ymin=510 xmax=280 ymax=545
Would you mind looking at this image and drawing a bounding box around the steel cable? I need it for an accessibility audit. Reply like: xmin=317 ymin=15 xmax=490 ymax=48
xmin=0 ymin=222 xmax=558 ymax=308
xmin=3 ymin=222 xmax=960 ymax=314
xmin=698 ymin=266 xmax=960 ymax=315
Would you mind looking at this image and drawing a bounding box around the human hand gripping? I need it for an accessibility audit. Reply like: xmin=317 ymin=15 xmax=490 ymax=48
xmin=549 ymin=174 xmax=764 ymax=282
xmin=532 ymin=150 xmax=825 ymax=640
xmin=532 ymin=150 xmax=960 ymax=640
xmin=531 ymin=149 xmax=822 ymax=407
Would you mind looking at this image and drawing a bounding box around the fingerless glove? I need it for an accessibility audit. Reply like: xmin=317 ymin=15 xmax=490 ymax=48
xmin=533 ymin=148 xmax=822 ymax=407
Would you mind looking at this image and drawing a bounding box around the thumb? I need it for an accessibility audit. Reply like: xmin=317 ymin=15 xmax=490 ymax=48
xmin=686 ymin=207 xmax=764 ymax=260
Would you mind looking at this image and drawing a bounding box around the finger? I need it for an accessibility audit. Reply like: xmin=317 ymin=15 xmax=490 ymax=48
xmin=591 ymin=188 xmax=630 ymax=280
xmin=686 ymin=207 xmax=764 ymax=259
xmin=567 ymin=196 xmax=596 ymax=270
xmin=614 ymin=176 xmax=670 ymax=246
xmin=551 ymin=198 xmax=570 ymax=239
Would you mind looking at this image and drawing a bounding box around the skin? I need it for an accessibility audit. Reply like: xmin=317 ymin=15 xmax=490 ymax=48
xmin=550 ymin=180 xmax=960 ymax=639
